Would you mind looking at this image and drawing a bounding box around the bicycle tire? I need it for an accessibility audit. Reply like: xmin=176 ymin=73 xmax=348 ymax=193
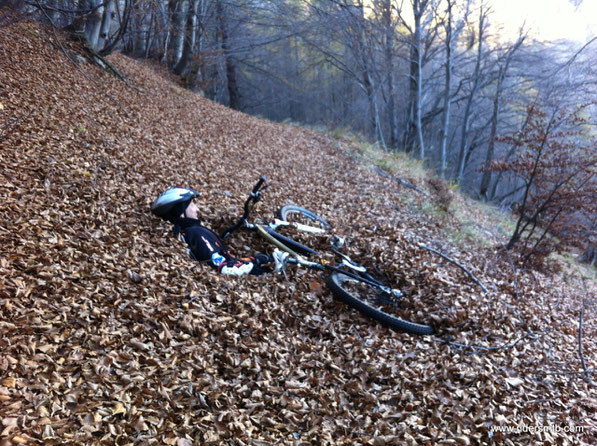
xmin=277 ymin=205 xmax=332 ymax=231
xmin=326 ymin=272 xmax=434 ymax=335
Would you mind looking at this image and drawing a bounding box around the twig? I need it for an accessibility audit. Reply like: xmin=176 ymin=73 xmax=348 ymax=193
xmin=85 ymin=48 xmax=142 ymax=93
xmin=373 ymin=167 xmax=431 ymax=197
xmin=578 ymin=278 xmax=594 ymax=384
xmin=34 ymin=0 xmax=130 ymax=118
xmin=0 ymin=116 xmax=18 ymax=142
xmin=437 ymin=330 xmax=540 ymax=353
xmin=188 ymin=293 xmax=209 ymax=304
xmin=500 ymin=245 xmax=519 ymax=301
xmin=93 ymin=161 xmax=116 ymax=189
xmin=578 ymin=304 xmax=592 ymax=382
xmin=390 ymin=205 xmax=424 ymax=219
xmin=539 ymin=369 xmax=597 ymax=377
xmin=419 ymin=244 xmax=490 ymax=294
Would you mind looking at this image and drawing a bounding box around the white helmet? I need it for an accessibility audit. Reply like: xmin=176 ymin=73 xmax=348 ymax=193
xmin=151 ymin=187 xmax=199 ymax=222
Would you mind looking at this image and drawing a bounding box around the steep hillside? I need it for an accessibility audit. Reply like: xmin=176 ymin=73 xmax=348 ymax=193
xmin=1 ymin=19 xmax=595 ymax=445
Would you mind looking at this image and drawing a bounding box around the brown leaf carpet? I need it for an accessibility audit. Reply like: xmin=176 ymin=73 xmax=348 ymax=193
xmin=0 ymin=19 xmax=595 ymax=445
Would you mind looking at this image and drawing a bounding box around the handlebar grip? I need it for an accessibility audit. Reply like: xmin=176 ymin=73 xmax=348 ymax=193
xmin=252 ymin=176 xmax=266 ymax=193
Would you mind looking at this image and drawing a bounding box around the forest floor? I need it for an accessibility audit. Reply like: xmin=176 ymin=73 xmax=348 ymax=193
xmin=1 ymin=18 xmax=596 ymax=445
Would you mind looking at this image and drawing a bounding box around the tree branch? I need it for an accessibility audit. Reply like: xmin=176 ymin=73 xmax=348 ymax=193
xmin=419 ymin=244 xmax=490 ymax=294
xmin=578 ymin=278 xmax=594 ymax=385
xmin=373 ymin=166 xmax=430 ymax=196
xmin=437 ymin=329 xmax=540 ymax=353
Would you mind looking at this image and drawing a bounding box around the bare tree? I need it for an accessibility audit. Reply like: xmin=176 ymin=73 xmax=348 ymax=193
xmin=478 ymin=33 xmax=525 ymax=199
xmin=454 ymin=1 xmax=488 ymax=183
xmin=174 ymin=0 xmax=198 ymax=75
xmin=396 ymin=0 xmax=439 ymax=159
xmin=437 ymin=0 xmax=469 ymax=177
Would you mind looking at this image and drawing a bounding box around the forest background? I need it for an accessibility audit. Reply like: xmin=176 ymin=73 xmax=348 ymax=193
xmin=2 ymin=0 xmax=596 ymax=264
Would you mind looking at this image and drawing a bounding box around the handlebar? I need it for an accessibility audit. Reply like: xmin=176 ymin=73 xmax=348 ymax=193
xmin=221 ymin=176 xmax=268 ymax=239
xmin=252 ymin=175 xmax=266 ymax=194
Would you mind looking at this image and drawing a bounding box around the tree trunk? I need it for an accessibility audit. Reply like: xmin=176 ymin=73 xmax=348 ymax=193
xmin=403 ymin=0 xmax=428 ymax=159
xmin=364 ymin=71 xmax=377 ymax=138
xmin=355 ymin=2 xmax=376 ymax=138
xmin=580 ymin=244 xmax=597 ymax=266
xmin=413 ymin=3 xmax=425 ymax=158
xmin=96 ymin=0 xmax=114 ymax=52
xmin=134 ymin=3 xmax=148 ymax=56
xmin=479 ymin=66 xmax=502 ymax=199
xmin=216 ymin=0 xmax=240 ymax=109
xmin=161 ymin=0 xmax=172 ymax=63
xmin=489 ymin=110 xmax=531 ymax=201
xmin=145 ymin=7 xmax=155 ymax=59
xmin=579 ymin=215 xmax=597 ymax=266
xmin=415 ymin=31 xmax=425 ymax=160
xmin=455 ymin=4 xmax=486 ymax=183
xmin=167 ymin=0 xmax=186 ymax=68
xmin=439 ymin=0 xmax=453 ymax=178
xmin=382 ymin=0 xmax=398 ymax=150
xmin=71 ymin=0 xmax=88 ymax=36
xmin=480 ymin=35 xmax=524 ymax=199
xmin=85 ymin=0 xmax=103 ymax=51
xmin=174 ymin=0 xmax=197 ymax=75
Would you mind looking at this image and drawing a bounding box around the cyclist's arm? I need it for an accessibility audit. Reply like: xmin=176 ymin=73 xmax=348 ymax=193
xmin=182 ymin=227 xmax=255 ymax=276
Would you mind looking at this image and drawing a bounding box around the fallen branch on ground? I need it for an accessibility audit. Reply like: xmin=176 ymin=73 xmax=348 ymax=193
xmin=85 ymin=48 xmax=142 ymax=93
xmin=437 ymin=329 xmax=541 ymax=353
xmin=578 ymin=304 xmax=593 ymax=383
xmin=93 ymin=161 xmax=116 ymax=189
xmin=539 ymin=369 xmax=597 ymax=377
xmin=373 ymin=167 xmax=430 ymax=197
xmin=578 ymin=277 xmax=594 ymax=384
xmin=500 ymin=245 xmax=520 ymax=301
xmin=419 ymin=243 xmax=490 ymax=294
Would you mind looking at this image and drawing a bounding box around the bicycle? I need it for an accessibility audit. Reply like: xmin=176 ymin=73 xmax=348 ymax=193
xmin=221 ymin=176 xmax=435 ymax=336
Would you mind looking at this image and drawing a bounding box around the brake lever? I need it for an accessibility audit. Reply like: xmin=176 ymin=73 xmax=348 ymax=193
xmin=222 ymin=177 xmax=268 ymax=239
xmin=251 ymin=184 xmax=269 ymax=201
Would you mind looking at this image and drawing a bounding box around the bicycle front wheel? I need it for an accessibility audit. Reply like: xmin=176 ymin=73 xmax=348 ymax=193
xmin=326 ymin=272 xmax=434 ymax=335
xmin=277 ymin=205 xmax=332 ymax=232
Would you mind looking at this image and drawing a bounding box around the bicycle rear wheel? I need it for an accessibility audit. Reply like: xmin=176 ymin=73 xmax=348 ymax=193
xmin=326 ymin=272 xmax=434 ymax=335
xmin=277 ymin=205 xmax=332 ymax=232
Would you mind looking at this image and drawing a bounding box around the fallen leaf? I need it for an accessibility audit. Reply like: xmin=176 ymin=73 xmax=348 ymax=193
xmin=112 ymin=403 xmax=126 ymax=416
xmin=505 ymin=377 xmax=524 ymax=387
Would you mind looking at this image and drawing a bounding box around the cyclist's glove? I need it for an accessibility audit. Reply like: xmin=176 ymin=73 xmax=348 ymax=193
xmin=252 ymin=253 xmax=274 ymax=266
xmin=220 ymin=262 xmax=254 ymax=276
xmin=213 ymin=254 xmax=273 ymax=276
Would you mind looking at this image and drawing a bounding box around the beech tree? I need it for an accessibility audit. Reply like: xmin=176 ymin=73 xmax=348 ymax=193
xmin=490 ymin=104 xmax=597 ymax=260
xmin=478 ymin=32 xmax=525 ymax=199
xmin=395 ymin=0 xmax=439 ymax=158
xmin=453 ymin=1 xmax=488 ymax=183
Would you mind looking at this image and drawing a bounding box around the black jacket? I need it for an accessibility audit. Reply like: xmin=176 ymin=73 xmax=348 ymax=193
xmin=172 ymin=217 xmax=228 ymax=263
xmin=172 ymin=217 xmax=267 ymax=275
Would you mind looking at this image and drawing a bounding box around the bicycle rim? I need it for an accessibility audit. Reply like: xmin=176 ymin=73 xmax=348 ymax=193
xmin=277 ymin=205 xmax=332 ymax=232
xmin=326 ymin=272 xmax=434 ymax=335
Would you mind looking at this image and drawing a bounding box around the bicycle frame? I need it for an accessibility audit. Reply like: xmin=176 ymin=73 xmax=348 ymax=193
xmin=217 ymin=177 xmax=441 ymax=335
xmin=222 ymin=177 xmax=402 ymax=297
xmin=267 ymin=219 xmax=327 ymax=235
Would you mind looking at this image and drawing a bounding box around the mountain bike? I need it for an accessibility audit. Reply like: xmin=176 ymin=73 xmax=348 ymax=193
xmin=221 ymin=176 xmax=435 ymax=336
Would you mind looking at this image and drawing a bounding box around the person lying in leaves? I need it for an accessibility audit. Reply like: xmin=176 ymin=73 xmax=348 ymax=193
xmin=152 ymin=187 xmax=284 ymax=276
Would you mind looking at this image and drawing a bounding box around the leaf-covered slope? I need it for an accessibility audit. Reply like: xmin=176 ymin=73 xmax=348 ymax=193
xmin=1 ymin=20 xmax=595 ymax=445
